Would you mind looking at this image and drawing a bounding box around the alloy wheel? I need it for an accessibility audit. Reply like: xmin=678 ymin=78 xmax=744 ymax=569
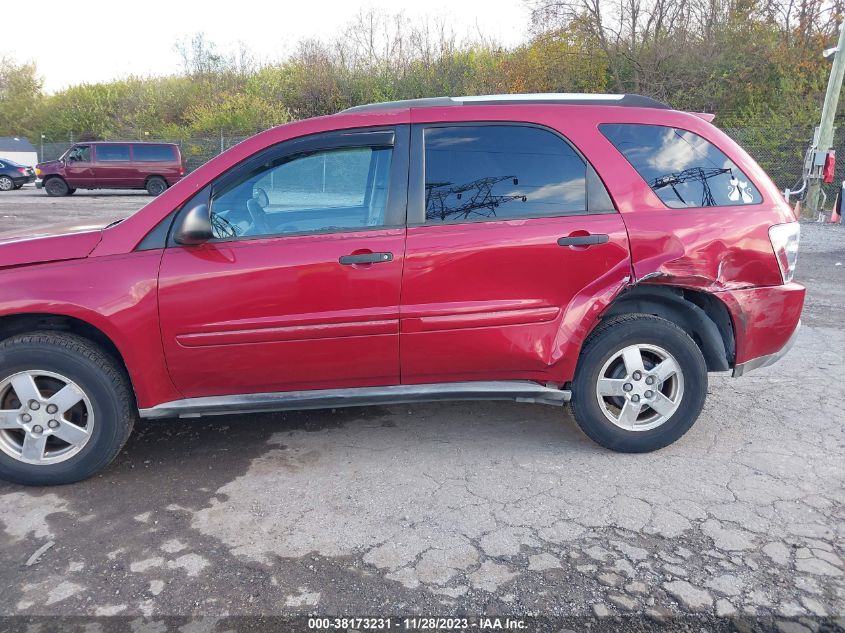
xmin=594 ymin=344 xmax=684 ymax=431
xmin=0 ymin=370 xmax=95 ymax=465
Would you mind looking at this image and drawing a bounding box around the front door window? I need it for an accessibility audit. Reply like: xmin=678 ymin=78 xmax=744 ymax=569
xmin=67 ymin=146 xmax=91 ymax=162
xmin=210 ymin=146 xmax=393 ymax=240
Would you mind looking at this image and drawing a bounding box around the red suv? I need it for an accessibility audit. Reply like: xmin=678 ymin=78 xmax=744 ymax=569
xmin=35 ymin=142 xmax=184 ymax=197
xmin=0 ymin=94 xmax=803 ymax=485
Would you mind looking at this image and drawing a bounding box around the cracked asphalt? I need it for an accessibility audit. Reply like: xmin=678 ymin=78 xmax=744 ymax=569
xmin=0 ymin=188 xmax=843 ymax=624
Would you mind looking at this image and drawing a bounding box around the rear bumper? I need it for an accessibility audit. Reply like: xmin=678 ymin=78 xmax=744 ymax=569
xmin=717 ymin=282 xmax=805 ymax=377
xmin=733 ymin=320 xmax=800 ymax=377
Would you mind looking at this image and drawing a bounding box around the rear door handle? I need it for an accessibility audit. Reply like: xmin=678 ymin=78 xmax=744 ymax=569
xmin=339 ymin=252 xmax=394 ymax=265
xmin=557 ymin=234 xmax=609 ymax=246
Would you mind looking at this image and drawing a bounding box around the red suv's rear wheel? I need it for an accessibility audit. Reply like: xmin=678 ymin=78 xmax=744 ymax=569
xmin=570 ymin=314 xmax=707 ymax=452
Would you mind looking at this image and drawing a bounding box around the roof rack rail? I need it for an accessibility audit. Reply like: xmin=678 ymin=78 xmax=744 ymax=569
xmin=342 ymin=93 xmax=671 ymax=113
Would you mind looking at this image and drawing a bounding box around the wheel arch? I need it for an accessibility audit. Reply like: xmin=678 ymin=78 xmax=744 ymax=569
xmin=599 ymin=285 xmax=735 ymax=372
xmin=0 ymin=312 xmax=135 ymax=398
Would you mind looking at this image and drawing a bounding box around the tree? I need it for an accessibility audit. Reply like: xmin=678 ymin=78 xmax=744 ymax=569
xmin=0 ymin=57 xmax=43 ymax=136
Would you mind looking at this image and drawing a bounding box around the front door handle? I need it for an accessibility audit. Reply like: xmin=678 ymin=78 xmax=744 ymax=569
xmin=557 ymin=234 xmax=609 ymax=247
xmin=339 ymin=252 xmax=394 ymax=265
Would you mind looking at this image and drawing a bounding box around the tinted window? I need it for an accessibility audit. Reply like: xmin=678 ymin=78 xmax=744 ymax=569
xmin=423 ymin=126 xmax=587 ymax=223
xmin=97 ymin=145 xmax=130 ymax=161
xmin=67 ymin=145 xmax=91 ymax=162
xmin=132 ymin=144 xmax=175 ymax=161
xmin=210 ymin=146 xmax=392 ymax=240
xmin=600 ymin=124 xmax=760 ymax=208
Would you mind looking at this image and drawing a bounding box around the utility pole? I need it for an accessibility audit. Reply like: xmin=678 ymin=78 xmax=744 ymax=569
xmin=807 ymin=23 xmax=845 ymax=214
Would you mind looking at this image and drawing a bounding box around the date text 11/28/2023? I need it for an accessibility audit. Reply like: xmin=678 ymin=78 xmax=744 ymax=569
xmin=307 ymin=617 xmax=528 ymax=630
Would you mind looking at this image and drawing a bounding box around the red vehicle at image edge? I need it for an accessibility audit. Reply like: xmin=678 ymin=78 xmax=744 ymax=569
xmin=35 ymin=142 xmax=185 ymax=196
xmin=0 ymin=94 xmax=803 ymax=485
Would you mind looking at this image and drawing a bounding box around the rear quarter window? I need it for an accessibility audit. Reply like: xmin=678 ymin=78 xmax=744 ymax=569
xmin=600 ymin=123 xmax=760 ymax=208
xmin=132 ymin=144 xmax=176 ymax=161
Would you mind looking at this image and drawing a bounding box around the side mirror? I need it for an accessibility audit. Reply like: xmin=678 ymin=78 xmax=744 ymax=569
xmin=173 ymin=203 xmax=213 ymax=245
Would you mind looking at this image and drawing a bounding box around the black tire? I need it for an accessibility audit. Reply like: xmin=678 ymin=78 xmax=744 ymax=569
xmin=570 ymin=314 xmax=707 ymax=453
xmin=44 ymin=177 xmax=69 ymax=197
xmin=0 ymin=176 xmax=14 ymax=192
xmin=67 ymin=188 xmax=77 ymax=195
xmin=0 ymin=332 xmax=136 ymax=485
xmin=14 ymin=183 xmax=23 ymax=190
xmin=146 ymin=177 xmax=167 ymax=196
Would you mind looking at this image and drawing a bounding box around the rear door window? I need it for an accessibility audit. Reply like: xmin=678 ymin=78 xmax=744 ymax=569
xmin=422 ymin=125 xmax=589 ymax=223
xmin=600 ymin=123 xmax=760 ymax=208
xmin=132 ymin=144 xmax=175 ymax=161
xmin=96 ymin=145 xmax=130 ymax=162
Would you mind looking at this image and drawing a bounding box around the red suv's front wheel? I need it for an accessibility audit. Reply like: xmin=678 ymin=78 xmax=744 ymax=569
xmin=570 ymin=314 xmax=707 ymax=452
xmin=0 ymin=333 xmax=136 ymax=485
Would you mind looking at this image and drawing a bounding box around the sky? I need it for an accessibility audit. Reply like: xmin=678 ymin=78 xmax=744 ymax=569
xmin=2 ymin=0 xmax=532 ymax=93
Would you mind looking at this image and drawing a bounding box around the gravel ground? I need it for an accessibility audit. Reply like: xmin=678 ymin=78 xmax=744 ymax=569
xmin=0 ymin=186 xmax=147 ymax=232
xmin=0 ymin=188 xmax=843 ymax=630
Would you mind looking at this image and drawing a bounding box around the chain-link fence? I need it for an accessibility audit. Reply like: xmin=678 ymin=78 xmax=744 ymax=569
xmin=32 ymin=126 xmax=844 ymax=208
xmin=723 ymin=128 xmax=809 ymax=194
xmin=725 ymin=126 xmax=845 ymax=210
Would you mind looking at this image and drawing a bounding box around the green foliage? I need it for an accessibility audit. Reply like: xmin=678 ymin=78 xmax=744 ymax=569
xmin=0 ymin=57 xmax=43 ymax=137
xmin=0 ymin=2 xmax=839 ymax=173
xmin=496 ymin=29 xmax=609 ymax=94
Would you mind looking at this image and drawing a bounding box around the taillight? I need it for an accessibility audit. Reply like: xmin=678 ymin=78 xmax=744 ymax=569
xmin=17 ymin=168 xmax=26 ymax=175
xmin=769 ymin=222 xmax=800 ymax=283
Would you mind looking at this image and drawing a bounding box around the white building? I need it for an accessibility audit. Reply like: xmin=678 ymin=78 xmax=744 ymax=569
xmin=0 ymin=137 xmax=39 ymax=167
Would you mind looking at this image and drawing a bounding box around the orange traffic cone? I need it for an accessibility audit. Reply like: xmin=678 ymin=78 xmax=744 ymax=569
xmin=832 ymin=196 xmax=842 ymax=224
